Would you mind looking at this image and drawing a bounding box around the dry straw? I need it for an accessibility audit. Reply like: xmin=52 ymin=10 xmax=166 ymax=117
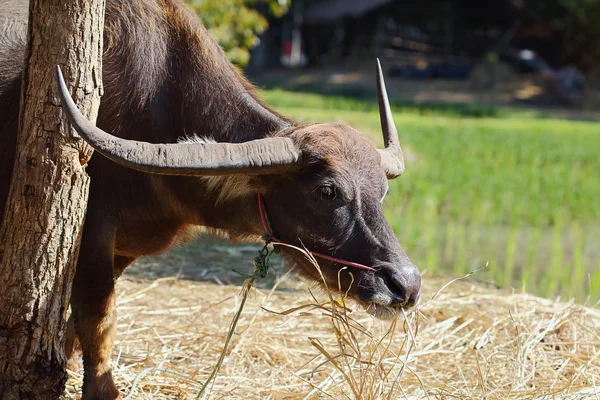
xmin=63 ymin=256 xmax=600 ymax=399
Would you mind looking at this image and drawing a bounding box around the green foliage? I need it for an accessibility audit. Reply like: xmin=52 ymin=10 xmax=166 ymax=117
xmin=262 ymin=89 xmax=600 ymax=302
xmin=184 ymin=0 xmax=289 ymax=66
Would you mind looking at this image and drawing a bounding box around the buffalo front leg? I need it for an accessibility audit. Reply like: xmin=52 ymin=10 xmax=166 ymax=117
xmin=71 ymin=220 xmax=121 ymax=400
xmin=65 ymin=254 xmax=136 ymax=375
xmin=65 ymin=313 xmax=83 ymax=372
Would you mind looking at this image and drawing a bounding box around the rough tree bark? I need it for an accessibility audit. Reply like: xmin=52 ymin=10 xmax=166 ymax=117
xmin=0 ymin=0 xmax=105 ymax=398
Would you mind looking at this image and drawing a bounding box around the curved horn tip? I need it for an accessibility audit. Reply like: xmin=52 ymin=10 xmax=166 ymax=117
xmin=55 ymin=65 xmax=73 ymax=112
xmin=376 ymin=58 xmax=386 ymax=80
xmin=56 ymin=67 xmax=64 ymax=93
xmin=56 ymin=65 xmax=67 ymax=93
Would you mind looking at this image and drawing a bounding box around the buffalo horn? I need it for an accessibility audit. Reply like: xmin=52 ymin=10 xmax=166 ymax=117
xmin=56 ymin=66 xmax=302 ymax=176
xmin=376 ymin=59 xmax=405 ymax=179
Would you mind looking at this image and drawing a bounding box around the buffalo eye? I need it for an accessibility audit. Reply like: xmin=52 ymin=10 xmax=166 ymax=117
xmin=319 ymin=184 xmax=337 ymax=200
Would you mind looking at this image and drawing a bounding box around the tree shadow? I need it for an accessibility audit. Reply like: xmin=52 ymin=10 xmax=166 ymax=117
xmin=125 ymin=234 xmax=293 ymax=290
xmin=251 ymin=68 xmax=600 ymax=121
xmin=259 ymin=80 xmax=501 ymax=118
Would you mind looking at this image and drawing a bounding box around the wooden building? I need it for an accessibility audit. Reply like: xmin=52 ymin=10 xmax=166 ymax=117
xmin=304 ymin=0 xmax=552 ymax=66
xmin=249 ymin=0 xmax=555 ymax=72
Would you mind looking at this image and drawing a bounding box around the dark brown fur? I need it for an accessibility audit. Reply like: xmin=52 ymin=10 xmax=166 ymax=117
xmin=0 ymin=1 xmax=420 ymax=399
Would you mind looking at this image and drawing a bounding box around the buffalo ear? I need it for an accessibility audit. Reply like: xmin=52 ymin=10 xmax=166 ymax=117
xmin=248 ymin=176 xmax=268 ymax=190
xmin=247 ymin=173 xmax=281 ymax=194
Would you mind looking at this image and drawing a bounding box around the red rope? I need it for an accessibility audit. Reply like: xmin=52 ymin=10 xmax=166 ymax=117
xmin=257 ymin=192 xmax=376 ymax=272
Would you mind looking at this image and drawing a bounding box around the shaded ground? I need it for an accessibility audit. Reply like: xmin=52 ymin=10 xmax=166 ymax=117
xmin=127 ymin=235 xmax=294 ymax=290
xmin=251 ymin=62 xmax=600 ymax=121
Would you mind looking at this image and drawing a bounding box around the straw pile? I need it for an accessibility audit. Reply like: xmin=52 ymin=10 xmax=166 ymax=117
xmin=62 ymin=255 xmax=600 ymax=399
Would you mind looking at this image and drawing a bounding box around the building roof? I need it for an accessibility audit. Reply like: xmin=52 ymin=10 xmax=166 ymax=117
xmin=304 ymin=0 xmax=547 ymax=28
xmin=304 ymin=0 xmax=394 ymax=24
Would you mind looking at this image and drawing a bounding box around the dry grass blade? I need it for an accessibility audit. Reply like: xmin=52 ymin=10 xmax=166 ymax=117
xmin=195 ymin=273 xmax=256 ymax=399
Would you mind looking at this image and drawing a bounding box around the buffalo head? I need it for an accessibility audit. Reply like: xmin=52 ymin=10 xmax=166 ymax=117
xmin=56 ymin=60 xmax=421 ymax=319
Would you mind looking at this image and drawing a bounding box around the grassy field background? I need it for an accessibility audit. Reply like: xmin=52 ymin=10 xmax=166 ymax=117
xmin=260 ymin=89 xmax=600 ymax=302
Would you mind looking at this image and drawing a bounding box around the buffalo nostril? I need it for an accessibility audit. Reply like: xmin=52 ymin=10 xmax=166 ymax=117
xmin=384 ymin=265 xmax=421 ymax=308
xmin=382 ymin=274 xmax=406 ymax=301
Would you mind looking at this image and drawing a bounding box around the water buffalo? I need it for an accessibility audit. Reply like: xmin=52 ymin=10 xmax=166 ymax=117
xmin=0 ymin=0 xmax=421 ymax=398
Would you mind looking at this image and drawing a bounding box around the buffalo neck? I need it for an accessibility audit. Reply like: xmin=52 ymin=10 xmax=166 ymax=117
xmin=170 ymin=27 xmax=288 ymax=144
xmin=99 ymin=0 xmax=287 ymax=146
xmin=96 ymin=0 xmax=288 ymax=240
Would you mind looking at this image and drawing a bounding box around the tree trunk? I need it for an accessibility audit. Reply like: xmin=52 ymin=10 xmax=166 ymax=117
xmin=0 ymin=0 xmax=105 ymax=398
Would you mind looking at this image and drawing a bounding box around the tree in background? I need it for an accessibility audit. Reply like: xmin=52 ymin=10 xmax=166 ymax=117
xmin=529 ymin=0 xmax=600 ymax=75
xmin=185 ymin=0 xmax=290 ymax=66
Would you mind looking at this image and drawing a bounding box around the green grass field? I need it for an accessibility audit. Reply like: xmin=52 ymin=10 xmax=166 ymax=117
xmin=261 ymin=89 xmax=600 ymax=302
